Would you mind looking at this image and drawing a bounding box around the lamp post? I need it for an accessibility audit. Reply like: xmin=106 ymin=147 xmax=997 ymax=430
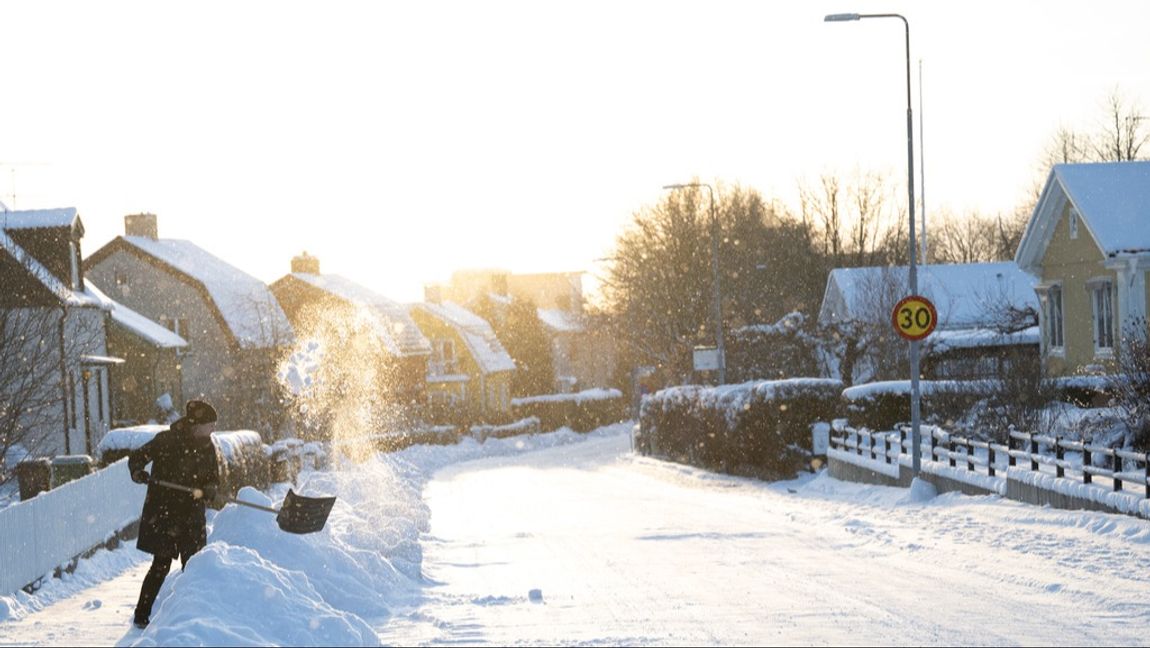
xmin=825 ymin=12 xmax=923 ymax=476
xmin=663 ymin=182 xmax=725 ymax=385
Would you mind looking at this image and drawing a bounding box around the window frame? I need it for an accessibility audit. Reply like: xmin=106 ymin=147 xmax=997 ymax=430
xmin=1087 ymin=277 xmax=1115 ymax=356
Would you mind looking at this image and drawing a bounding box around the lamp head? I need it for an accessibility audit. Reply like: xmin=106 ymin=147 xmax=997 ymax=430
xmin=824 ymin=13 xmax=861 ymax=22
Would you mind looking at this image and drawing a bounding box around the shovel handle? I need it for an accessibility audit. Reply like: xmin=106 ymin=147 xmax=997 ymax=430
xmin=151 ymin=479 xmax=280 ymax=515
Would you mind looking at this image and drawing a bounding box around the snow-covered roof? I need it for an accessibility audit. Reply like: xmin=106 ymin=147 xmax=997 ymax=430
xmin=487 ymin=292 xmax=512 ymax=306
xmin=86 ymin=283 xmax=187 ymax=348
xmin=820 ymin=262 xmax=1038 ymax=330
xmin=1016 ymin=161 xmax=1150 ymax=270
xmin=413 ymin=301 xmax=515 ymax=374
xmin=289 ymin=273 xmax=432 ymax=357
xmin=928 ymin=325 xmax=1040 ymax=353
xmin=119 ymin=236 xmax=292 ymax=349
xmin=0 ymin=211 xmax=101 ymax=308
xmin=1 ymin=207 xmax=79 ymax=230
xmin=537 ymin=307 xmax=583 ymax=333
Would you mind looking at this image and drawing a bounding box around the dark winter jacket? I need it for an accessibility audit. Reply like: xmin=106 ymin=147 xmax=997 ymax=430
xmin=128 ymin=420 xmax=221 ymax=559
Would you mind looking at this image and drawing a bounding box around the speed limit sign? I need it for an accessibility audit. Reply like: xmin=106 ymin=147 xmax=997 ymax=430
xmin=891 ymin=295 xmax=938 ymax=341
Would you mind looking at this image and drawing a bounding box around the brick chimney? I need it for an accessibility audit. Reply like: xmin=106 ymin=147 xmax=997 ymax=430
xmin=291 ymin=251 xmax=320 ymax=274
xmin=124 ymin=213 xmax=158 ymax=239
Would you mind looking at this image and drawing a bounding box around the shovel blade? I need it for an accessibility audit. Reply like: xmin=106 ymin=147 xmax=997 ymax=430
xmin=276 ymin=489 xmax=336 ymax=534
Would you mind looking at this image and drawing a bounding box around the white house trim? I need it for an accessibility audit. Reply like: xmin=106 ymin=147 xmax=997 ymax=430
xmin=1105 ymin=253 xmax=1150 ymax=333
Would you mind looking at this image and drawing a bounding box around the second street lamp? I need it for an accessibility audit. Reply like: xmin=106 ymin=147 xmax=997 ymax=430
xmin=663 ymin=182 xmax=725 ymax=385
xmin=825 ymin=11 xmax=924 ymax=476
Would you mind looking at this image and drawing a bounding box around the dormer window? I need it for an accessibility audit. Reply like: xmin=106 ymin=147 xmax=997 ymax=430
xmin=1068 ymin=208 xmax=1079 ymax=240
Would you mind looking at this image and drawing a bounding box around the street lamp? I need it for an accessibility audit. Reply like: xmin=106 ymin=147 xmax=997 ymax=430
xmin=825 ymin=12 xmax=923 ymax=476
xmin=663 ymin=182 xmax=725 ymax=385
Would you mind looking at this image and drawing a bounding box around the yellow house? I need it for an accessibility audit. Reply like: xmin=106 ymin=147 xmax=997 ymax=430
xmin=1015 ymin=161 xmax=1150 ymax=376
xmin=408 ymin=300 xmax=516 ymax=423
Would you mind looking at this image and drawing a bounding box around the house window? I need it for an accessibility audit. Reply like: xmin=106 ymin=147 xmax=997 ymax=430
xmin=433 ymin=338 xmax=457 ymax=374
xmin=1068 ymin=208 xmax=1079 ymax=240
xmin=1044 ymin=285 xmax=1064 ymax=351
xmin=69 ymin=241 xmax=81 ymax=290
xmin=160 ymin=316 xmax=189 ymax=353
xmin=1090 ymin=280 xmax=1115 ymax=352
xmin=114 ymin=270 xmax=130 ymax=295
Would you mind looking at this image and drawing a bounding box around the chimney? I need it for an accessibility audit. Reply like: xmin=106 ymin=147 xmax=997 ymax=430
xmin=124 ymin=213 xmax=158 ymax=239
xmin=291 ymin=251 xmax=320 ymax=274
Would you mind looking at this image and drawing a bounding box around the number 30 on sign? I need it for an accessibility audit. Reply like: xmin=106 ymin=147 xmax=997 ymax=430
xmin=891 ymin=295 xmax=938 ymax=341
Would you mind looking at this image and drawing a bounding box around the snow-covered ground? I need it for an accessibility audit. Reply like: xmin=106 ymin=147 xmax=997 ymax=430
xmin=3 ymin=422 xmax=1150 ymax=646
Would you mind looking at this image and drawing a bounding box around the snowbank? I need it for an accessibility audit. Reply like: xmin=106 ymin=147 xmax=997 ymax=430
xmin=135 ymin=543 xmax=379 ymax=647
xmin=123 ymin=421 xmax=632 ymax=645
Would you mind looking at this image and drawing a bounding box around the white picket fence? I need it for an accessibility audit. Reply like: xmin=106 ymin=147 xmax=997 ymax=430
xmin=0 ymin=458 xmax=144 ymax=595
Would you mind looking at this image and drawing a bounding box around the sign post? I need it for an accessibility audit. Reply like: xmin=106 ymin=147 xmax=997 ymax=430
xmin=891 ymin=295 xmax=937 ymax=475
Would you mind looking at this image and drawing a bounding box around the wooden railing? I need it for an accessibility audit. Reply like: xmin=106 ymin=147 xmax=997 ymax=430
xmin=831 ymin=425 xmax=1150 ymax=498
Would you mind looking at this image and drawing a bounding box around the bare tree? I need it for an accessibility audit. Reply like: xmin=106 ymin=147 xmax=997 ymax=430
xmin=801 ymin=171 xmax=902 ymax=269
xmin=0 ymin=305 xmax=105 ymax=483
xmin=1113 ymin=318 xmax=1150 ymax=451
xmin=849 ymin=170 xmax=888 ymax=267
xmin=799 ymin=174 xmax=844 ymax=261
xmin=1092 ymin=89 xmax=1149 ymax=162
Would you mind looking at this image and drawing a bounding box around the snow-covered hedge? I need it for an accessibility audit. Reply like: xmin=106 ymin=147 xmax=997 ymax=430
xmin=470 ymin=416 xmax=541 ymax=443
xmin=1049 ymin=374 xmax=1115 ymax=407
xmin=213 ymin=431 xmax=269 ymax=504
xmin=94 ymin=425 xmax=166 ymax=466
xmin=510 ymin=388 xmax=626 ymax=432
xmin=636 ymin=378 xmax=842 ymax=479
xmin=371 ymin=426 xmax=461 ymax=453
xmin=97 ymin=427 xmax=269 ymax=507
xmin=842 ymin=380 xmax=996 ymax=431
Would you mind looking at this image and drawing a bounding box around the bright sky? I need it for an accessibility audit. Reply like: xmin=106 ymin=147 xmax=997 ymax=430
xmin=3 ymin=0 xmax=1148 ymax=303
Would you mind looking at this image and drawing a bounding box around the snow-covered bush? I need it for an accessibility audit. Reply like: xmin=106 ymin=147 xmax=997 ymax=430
xmin=637 ymin=378 xmax=842 ymax=479
xmin=94 ymin=425 xmax=165 ymax=467
xmin=213 ymin=431 xmax=269 ymax=504
xmin=510 ymin=388 xmax=626 ymax=432
xmin=470 ymin=416 xmax=541 ymax=443
xmin=843 ymin=380 xmax=989 ymax=431
xmin=371 ymin=426 xmax=460 ymax=452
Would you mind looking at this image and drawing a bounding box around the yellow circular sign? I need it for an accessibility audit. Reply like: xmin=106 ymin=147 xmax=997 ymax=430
xmin=891 ymin=295 xmax=938 ymax=341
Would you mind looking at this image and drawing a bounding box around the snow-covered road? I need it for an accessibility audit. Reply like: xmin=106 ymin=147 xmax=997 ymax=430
xmin=4 ymin=427 xmax=1150 ymax=646
xmin=380 ymin=432 xmax=1150 ymax=646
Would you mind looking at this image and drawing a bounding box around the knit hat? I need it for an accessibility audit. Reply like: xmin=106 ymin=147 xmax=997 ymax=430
xmin=184 ymin=399 xmax=218 ymax=425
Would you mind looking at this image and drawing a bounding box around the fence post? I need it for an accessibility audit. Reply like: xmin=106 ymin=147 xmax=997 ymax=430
xmin=966 ymin=439 xmax=975 ymax=472
xmin=1054 ymin=436 xmax=1064 ymax=479
xmin=988 ymin=444 xmax=996 ymax=477
xmin=1144 ymin=453 xmax=1149 ymax=499
xmin=928 ymin=428 xmax=935 ymax=462
xmin=1030 ymin=435 xmax=1039 ymax=472
xmin=900 ymin=428 xmax=907 ymax=462
xmin=948 ymin=436 xmax=956 ymax=468
xmin=1008 ymin=432 xmax=1016 ymax=467
xmin=1083 ymin=446 xmax=1093 ymax=485
xmin=1113 ymin=452 xmax=1122 ymax=492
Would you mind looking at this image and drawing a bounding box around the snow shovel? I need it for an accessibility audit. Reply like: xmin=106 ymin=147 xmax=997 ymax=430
xmin=151 ymin=478 xmax=336 ymax=534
